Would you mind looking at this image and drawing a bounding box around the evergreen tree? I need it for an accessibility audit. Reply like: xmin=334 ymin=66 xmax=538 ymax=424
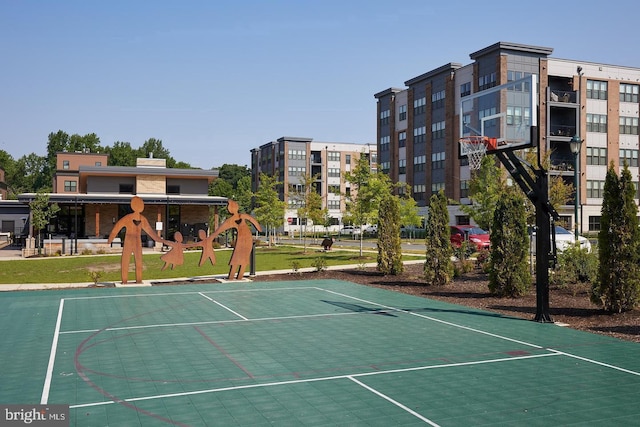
xmin=424 ymin=190 xmax=453 ymax=286
xmin=488 ymin=189 xmax=531 ymax=297
xmin=592 ymin=162 xmax=640 ymax=312
xmin=377 ymin=194 xmax=403 ymax=275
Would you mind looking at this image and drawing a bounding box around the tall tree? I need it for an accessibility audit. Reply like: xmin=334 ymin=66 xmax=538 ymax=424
xmin=460 ymin=156 xmax=507 ymax=232
xmin=138 ymin=138 xmax=176 ymax=167
xmin=377 ymin=193 xmax=403 ymax=275
xmin=253 ymin=173 xmax=285 ymax=246
xmin=218 ymin=164 xmax=251 ymax=189
xmin=235 ymin=175 xmax=253 ymax=214
xmin=29 ymin=191 xmax=60 ymax=255
xmin=592 ymin=162 xmax=640 ymax=312
xmin=13 ymin=153 xmax=50 ymax=192
xmin=106 ymin=141 xmax=138 ymax=166
xmin=424 ymin=190 xmax=454 ymax=286
xmin=488 ymin=189 xmax=531 ymax=297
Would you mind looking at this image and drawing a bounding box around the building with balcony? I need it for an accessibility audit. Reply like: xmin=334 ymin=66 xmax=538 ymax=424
xmin=375 ymin=41 xmax=640 ymax=234
xmin=250 ymin=137 xmax=376 ymax=233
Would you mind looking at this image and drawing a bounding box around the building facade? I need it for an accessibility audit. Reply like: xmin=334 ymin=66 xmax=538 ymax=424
xmin=375 ymin=41 xmax=640 ymax=234
xmin=250 ymin=136 xmax=377 ymax=233
xmin=16 ymin=152 xmax=226 ymax=255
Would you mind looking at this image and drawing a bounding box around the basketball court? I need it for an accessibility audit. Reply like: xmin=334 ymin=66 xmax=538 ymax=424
xmin=1 ymin=278 xmax=638 ymax=426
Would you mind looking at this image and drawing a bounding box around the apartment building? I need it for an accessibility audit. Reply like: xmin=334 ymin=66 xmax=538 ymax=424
xmin=250 ymin=136 xmax=377 ymax=233
xmin=375 ymin=41 xmax=640 ymax=234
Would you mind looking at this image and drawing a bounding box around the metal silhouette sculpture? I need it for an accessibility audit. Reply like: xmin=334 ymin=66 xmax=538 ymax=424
xmin=210 ymin=200 xmax=262 ymax=280
xmin=108 ymin=198 xmax=261 ymax=284
xmin=108 ymin=196 xmax=162 ymax=284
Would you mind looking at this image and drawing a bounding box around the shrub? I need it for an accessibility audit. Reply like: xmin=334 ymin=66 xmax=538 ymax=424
xmin=312 ymin=257 xmax=327 ymax=272
xmin=291 ymin=260 xmax=302 ymax=274
xmin=87 ymin=270 xmax=104 ymax=284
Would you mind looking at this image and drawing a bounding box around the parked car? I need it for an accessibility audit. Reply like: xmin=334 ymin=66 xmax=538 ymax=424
xmin=340 ymin=225 xmax=361 ymax=235
xmin=531 ymin=225 xmax=591 ymax=253
xmin=450 ymin=225 xmax=491 ymax=251
xmin=364 ymin=224 xmax=378 ymax=235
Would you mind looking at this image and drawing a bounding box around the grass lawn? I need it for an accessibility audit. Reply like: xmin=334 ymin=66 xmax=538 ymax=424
xmin=0 ymin=245 xmax=424 ymax=285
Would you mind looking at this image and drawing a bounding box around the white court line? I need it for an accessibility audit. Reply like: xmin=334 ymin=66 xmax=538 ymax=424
xmin=64 ymin=286 xmax=318 ymax=301
xmin=199 ymin=292 xmax=248 ymax=320
xmin=59 ymin=311 xmax=361 ymax=335
xmin=69 ymin=352 xmax=558 ymax=409
xmin=40 ymin=298 xmax=64 ymax=404
xmin=348 ymin=376 xmax=440 ymax=427
xmin=317 ymin=287 xmax=640 ymax=376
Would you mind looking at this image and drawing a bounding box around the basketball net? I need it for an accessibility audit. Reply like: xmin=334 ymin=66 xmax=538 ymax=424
xmin=460 ymin=136 xmax=489 ymax=170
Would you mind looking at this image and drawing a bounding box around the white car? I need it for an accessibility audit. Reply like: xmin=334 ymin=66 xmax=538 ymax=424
xmin=364 ymin=225 xmax=378 ymax=235
xmin=531 ymin=225 xmax=591 ymax=253
xmin=340 ymin=225 xmax=361 ymax=235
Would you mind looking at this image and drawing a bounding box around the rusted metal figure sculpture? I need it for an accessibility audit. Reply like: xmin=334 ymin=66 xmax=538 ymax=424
xmin=108 ymin=196 xmax=162 ymax=284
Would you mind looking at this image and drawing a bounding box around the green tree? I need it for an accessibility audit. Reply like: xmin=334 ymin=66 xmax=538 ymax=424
xmin=29 ymin=192 xmax=60 ymax=255
xmin=377 ymin=194 xmax=403 ymax=275
xmin=138 ymin=138 xmax=176 ymax=167
xmin=13 ymin=153 xmax=50 ymax=192
xmin=424 ymin=190 xmax=454 ymax=286
xmin=290 ymin=173 xmax=325 ymax=251
xmin=0 ymin=150 xmax=18 ymax=198
xmin=488 ymin=189 xmax=531 ymax=297
xmin=344 ymin=155 xmax=391 ymax=256
xmin=209 ymin=178 xmax=234 ymax=199
xmin=253 ymin=173 xmax=285 ymax=247
xmin=460 ymin=156 xmax=506 ymax=231
xmin=399 ymin=191 xmax=422 ymax=239
xmin=106 ymin=141 xmax=138 ymax=166
xmin=592 ymin=162 xmax=640 ymax=312
xmin=235 ymin=175 xmax=253 ymax=214
xmin=218 ymin=164 xmax=250 ymax=188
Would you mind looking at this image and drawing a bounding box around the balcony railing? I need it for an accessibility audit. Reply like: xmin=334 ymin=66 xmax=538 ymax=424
xmin=549 ymin=89 xmax=577 ymax=104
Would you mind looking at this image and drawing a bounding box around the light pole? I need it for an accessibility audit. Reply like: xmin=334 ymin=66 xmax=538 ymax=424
xmin=570 ymin=135 xmax=583 ymax=242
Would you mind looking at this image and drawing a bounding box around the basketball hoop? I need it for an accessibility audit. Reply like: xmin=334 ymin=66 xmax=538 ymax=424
xmin=460 ymin=136 xmax=494 ymax=170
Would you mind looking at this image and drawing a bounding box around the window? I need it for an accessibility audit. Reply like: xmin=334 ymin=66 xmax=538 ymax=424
xmin=398 ymin=159 xmax=407 ymax=174
xmin=586 ymin=114 xmax=607 ymax=133
xmin=586 ymin=180 xmax=605 ymax=198
xmin=380 ymin=136 xmax=390 ymax=152
xmin=288 ymin=166 xmax=306 ymax=176
xmin=398 ymin=105 xmax=407 ymax=121
xmin=413 ymin=97 xmax=426 ymax=115
xmin=328 ymin=168 xmax=340 ymax=178
xmin=620 ymin=149 xmax=639 ymax=167
xmin=431 ymin=182 xmax=444 ymax=194
xmin=431 ymin=151 xmax=445 ymax=169
xmin=619 ymin=116 xmax=639 ymax=135
xmin=119 ymin=184 xmax=134 ymax=194
xmin=620 ymin=84 xmax=639 ymax=103
xmin=586 ymin=80 xmax=607 ymax=100
xmin=460 ymin=180 xmax=469 ymax=198
xmin=431 ymin=89 xmax=445 ymax=109
xmin=288 ymin=150 xmax=306 ymax=160
xmin=586 ymin=147 xmax=607 ymax=166
xmin=413 ymin=155 xmax=426 ymax=172
xmin=380 ymin=109 xmax=391 ymax=125
xmin=460 ymin=82 xmax=471 ymax=98
xmin=588 ymin=216 xmax=601 ymax=232
xmin=398 ymin=131 xmax=406 ymax=148
xmin=413 ymin=126 xmax=426 ymax=144
xmin=328 ymin=200 xmax=340 ymax=210
xmin=328 ymin=185 xmax=340 ymax=194
xmin=328 ymin=151 xmax=340 ymax=162
xmin=95 ymin=161 xmax=102 ymax=166
xmin=413 ymin=184 xmax=426 ymax=201
xmin=380 ymin=161 xmax=390 ymax=173
xmin=63 ymin=160 xmax=70 ymax=170
xmin=478 ymin=72 xmax=497 ymax=91
xmin=63 ymin=180 xmax=77 ymax=192
xmin=167 ymin=185 xmax=180 ymax=194
xmin=507 ymin=107 xmax=530 ymax=126
xmin=431 ymin=121 xmax=445 ymax=140
xmin=345 ymin=154 xmax=351 ymax=164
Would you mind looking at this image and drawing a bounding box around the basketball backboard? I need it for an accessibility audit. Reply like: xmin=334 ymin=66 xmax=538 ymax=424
xmin=459 ymin=74 xmax=537 ymax=158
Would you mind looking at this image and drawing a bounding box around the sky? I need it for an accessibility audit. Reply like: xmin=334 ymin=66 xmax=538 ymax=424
xmin=2 ymin=0 xmax=640 ymax=169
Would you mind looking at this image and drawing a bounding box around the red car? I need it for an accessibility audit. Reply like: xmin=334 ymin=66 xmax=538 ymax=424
xmin=450 ymin=225 xmax=490 ymax=251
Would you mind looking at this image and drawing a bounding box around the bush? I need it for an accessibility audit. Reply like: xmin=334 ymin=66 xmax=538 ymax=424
xmin=550 ymin=246 xmax=598 ymax=290
xmin=291 ymin=260 xmax=302 ymax=274
xmin=312 ymin=257 xmax=327 ymax=272
xmin=87 ymin=270 xmax=104 ymax=284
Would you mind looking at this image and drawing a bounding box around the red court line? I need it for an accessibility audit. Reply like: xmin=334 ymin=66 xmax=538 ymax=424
xmin=194 ymin=326 xmax=255 ymax=379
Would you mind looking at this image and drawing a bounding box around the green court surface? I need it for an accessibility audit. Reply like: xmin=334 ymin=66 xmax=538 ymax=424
xmin=1 ymin=279 xmax=638 ymax=426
